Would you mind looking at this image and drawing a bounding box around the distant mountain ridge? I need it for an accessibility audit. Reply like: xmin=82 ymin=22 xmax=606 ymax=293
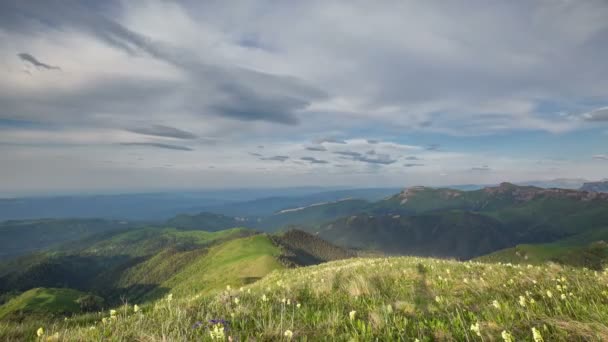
xmin=580 ymin=180 xmax=608 ymax=193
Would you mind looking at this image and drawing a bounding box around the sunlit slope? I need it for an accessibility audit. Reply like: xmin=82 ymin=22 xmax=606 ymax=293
xmin=477 ymin=227 xmax=608 ymax=269
xmin=36 ymin=256 xmax=608 ymax=341
xmin=0 ymin=288 xmax=88 ymax=320
xmin=149 ymin=234 xmax=284 ymax=298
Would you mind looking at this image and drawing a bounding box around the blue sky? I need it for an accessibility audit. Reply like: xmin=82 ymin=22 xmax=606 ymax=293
xmin=0 ymin=1 xmax=607 ymax=195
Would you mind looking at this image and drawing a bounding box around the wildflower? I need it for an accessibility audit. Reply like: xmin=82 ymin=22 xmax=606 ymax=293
xmin=233 ymin=297 xmax=240 ymax=305
xmin=133 ymin=304 xmax=140 ymax=313
xmin=492 ymin=300 xmax=500 ymax=309
xmin=209 ymin=324 xmax=225 ymax=340
xmin=349 ymin=310 xmax=357 ymax=321
xmin=37 ymin=327 xmax=44 ymax=337
xmin=226 ymin=285 xmax=231 ymax=291
xmin=470 ymin=322 xmax=481 ymax=337
xmin=546 ymin=290 xmax=553 ymax=298
xmin=284 ymin=330 xmax=294 ymax=339
xmin=281 ymin=297 xmax=286 ymax=304
xmin=102 ymin=317 xmax=108 ymax=324
xmin=518 ymin=296 xmax=526 ymax=307
xmin=560 ymin=293 xmax=566 ymax=300
xmin=261 ymin=294 xmax=268 ymax=302
xmin=532 ymin=327 xmax=544 ymax=342
xmin=501 ymin=330 xmax=514 ymax=342
xmin=247 ymin=289 xmax=251 ymax=294
xmin=435 ymin=296 xmax=442 ymax=303
xmin=529 ymin=298 xmax=536 ymax=304
xmin=386 ymin=304 xmax=393 ymax=314
xmin=296 ymin=303 xmax=301 ymax=309
xmin=167 ymin=293 xmax=173 ymax=302
xmin=110 ymin=309 xmax=117 ymax=316
xmin=287 ymin=299 xmax=291 ymax=305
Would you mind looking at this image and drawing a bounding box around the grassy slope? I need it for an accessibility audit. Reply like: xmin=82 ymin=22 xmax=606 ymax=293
xmin=477 ymin=227 xmax=608 ymax=269
xmin=153 ymin=234 xmax=284 ymax=298
xmin=12 ymin=257 xmax=608 ymax=341
xmin=0 ymin=288 xmax=86 ymax=320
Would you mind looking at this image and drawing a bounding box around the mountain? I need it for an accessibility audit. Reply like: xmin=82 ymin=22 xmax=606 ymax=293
xmin=580 ymin=180 xmax=608 ymax=193
xmin=518 ymin=178 xmax=589 ymax=189
xmin=0 ymin=219 xmax=137 ymax=260
xmin=0 ymin=288 xmax=94 ymax=320
xmin=0 ymin=225 xmax=353 ymax=306
xmin=277 ymin=183 xmax=608 ymax=261
xmin=5 ymin=256 xmax=605 ymax=341
xmin=166 ymin=212 xmax=256 ymax=231
xmin=309 ymin=211 xmax=513 ymax=259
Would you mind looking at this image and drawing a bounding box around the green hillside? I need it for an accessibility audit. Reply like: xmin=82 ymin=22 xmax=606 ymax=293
xmin=166 ymin=212 xmax=256 ymax=231
xmin=0 ymin=219 xmax=136 ymax=260
xmin=0 ymin=288 xmax=90 ymax=320
xmin=6 ymin=257 xmax=607 ymax=341
xmin=477 ymin=227 xmax=608 ymax=269
xmin=311 ymin=211 xmax=514 ymax=259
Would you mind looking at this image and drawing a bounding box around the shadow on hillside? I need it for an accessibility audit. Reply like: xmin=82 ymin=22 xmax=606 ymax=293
xmin=414 ymin=263 xmax=432 ymax=313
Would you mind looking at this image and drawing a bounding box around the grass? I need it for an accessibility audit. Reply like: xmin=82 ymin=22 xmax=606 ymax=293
xmin=0 ymin=288 xmax=86 ymax=320
xmin=5 ymin=256 xmax=608 ymax=341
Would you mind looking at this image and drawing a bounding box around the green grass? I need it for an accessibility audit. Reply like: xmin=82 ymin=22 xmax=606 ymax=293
xmin=152 ymin=234 xmax=284 ymax=298
xmin=477 ymin=227 xmax=608 ymax=269
xmin=0 ymin=288 xmax=87 ymax=320
xmin=5 ymin=256 xmax=608 ymax=341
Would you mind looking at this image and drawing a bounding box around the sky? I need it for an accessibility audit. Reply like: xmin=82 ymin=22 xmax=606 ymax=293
xmin=1 ymin=0 xmax=607 ymax=195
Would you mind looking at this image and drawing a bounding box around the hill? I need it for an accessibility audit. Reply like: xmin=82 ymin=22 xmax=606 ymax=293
xmin=0 ymin=288 xmax=92 ymax=320
xmin=580 ymin=180 xmax=608 ymax=193
xmin=477 ymin=227 xmax=608 ymax=269
xmin=0 ymin=219 xmax=136 ymax=260
xmin=310 ymin=211 xmax=513 ymax=259
xmin=166 ymin=212 xmax=256 ymax=231
xmin=270 ymin=229 xmax=355 ymax=265
xmin=6 ymin=256 xmax=607 ymax=341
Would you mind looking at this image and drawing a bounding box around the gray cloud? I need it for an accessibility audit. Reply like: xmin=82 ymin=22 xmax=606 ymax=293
xmin=260 ymin=155 xmax=289 ymax=162
xmin=592 ymin=154 xmax=608 ymax=160
xmin=367 ymin=139 xmax=379 ymax=144
xmin=301 ymin=156 xmax=329 ymax=164
xmin=248 ymin=152 xmax=262 ymax=157
xmin=404 ymin=163 xmax=424 ymax=167
xmin=404 ymin=156 xmax=422 ymax=161
xmin=1 ymin=1 xmax=326 ymax=126
xmin=582 ymin=107 xmax=608 ymax=121
xmin=426 ymin=144 xmax=441 ymax=151
xmin=333 ymin=151 xmax=362 ymax=158
xmin=305 ymin=145 xmax=327 ymax=152
xmin=314 ymin=137 xmax=347 ymax=144
xmin=119 ymin=142 xmax=193 ymax=151
xmin=17 ymin=53 xmax=60 ymax=70
xmin=471 ymin=165 xmax=492 ymax=171
xmin=334 ymin=150 xmax=396 ymax=164
xmin=126 ymin=124 xmax=197 ymax=139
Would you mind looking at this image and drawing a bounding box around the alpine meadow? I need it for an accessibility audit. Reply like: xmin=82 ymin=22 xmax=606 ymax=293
xmin=2 ymin=1 xmax=608 ymax=341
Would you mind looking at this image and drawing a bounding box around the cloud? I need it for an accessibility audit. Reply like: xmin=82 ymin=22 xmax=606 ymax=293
xmin=471 ymin=165 xmax=492 ymax=171
xmin=404 ymin=156 xmax=422 ymax=161
xmin=404 ymin=163 xmax=424 ymax=167
xmin=314 ymin=137 xmax=347 ymax=144
xmin=333 ymin=151 xmax=362 ymax=158
xmin=581 ymin=107 xmax=608 ymax=121
xmin=367 ymin=139 xmax=379 ymax=144
xmin=305 ymin=145 xmax=327 ymax=152
xmin=301 ymin=157 xmax=329 ymax=164
xmin=119 ymin=142 xmax=193 ymax=151
xmin=17 ymin=53 xmax=61 ymax=70
xmin=426 ymin=144 xmax=441 ymax=151
xmin=592 ymin=154 xmax=608 ymax=160
xmin=334 ymin=150 xmax=396 ymax=164
xmin=260 ymin=155 xmax=289 ymax=162
xmin=126 ymin=125 xmax=197 ymax=139
xmin=248 ymin=152 xmax=262 ymax=157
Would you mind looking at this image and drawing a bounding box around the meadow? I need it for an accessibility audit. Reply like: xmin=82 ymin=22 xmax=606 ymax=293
xmin=4 ymin=256 xmax=608 ymax=341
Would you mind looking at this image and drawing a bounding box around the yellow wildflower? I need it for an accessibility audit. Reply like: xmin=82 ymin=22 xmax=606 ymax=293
xmin=470 ymin=322 xmax=481 ymax=337
xmin=532 ymin=327 xmax=544 ymax=342
xmin=36 ymin=327 xmax=44 ymax=337
xmin=133 ymin=304 xmax=140 ymax=313
xmin=349 ymin=310 xmax=356 ymax=321
xmin=284 ymin=330 xmax=294 ymax=339
xmin=501 ymin=330 xmax=514 ymax=342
